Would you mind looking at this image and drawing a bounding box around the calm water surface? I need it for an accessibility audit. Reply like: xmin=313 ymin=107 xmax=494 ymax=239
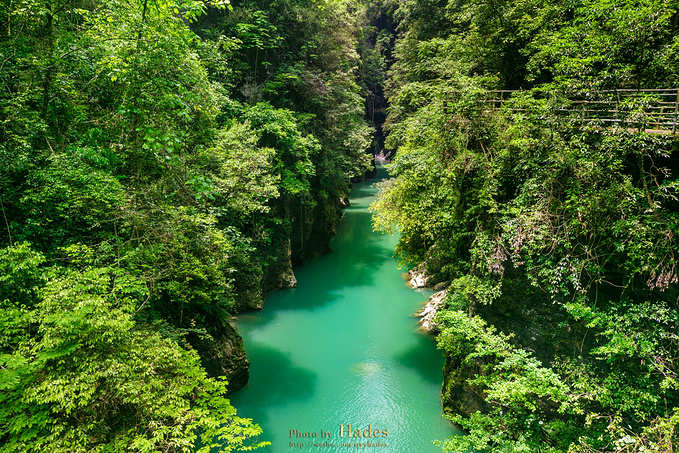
xmin=230 ymin=167 xmax=460 ymax=452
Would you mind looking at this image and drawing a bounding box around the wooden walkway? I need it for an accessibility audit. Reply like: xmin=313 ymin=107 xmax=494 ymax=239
xmin=485 ymin=88 xmax=679 ymax=136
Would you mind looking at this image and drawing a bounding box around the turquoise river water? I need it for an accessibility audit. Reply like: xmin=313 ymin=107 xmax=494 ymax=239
xmin=229 ymin=167 xmax=461 ymax=452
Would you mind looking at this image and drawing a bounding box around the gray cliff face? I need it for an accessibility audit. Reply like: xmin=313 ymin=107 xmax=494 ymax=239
xmin=441 ymin=354 xmax=492 ymax=418
xmin=192 ymin=321 xmax=250 ymax=393
xmin=234 ymin=194 xmax=346 ymax=312
xmin=264 ymin=235 xmax=298 ymax=292
xmin=290 ymin=194 xmax=344 ymax=263
xmin=234 ymin=285 xmax=265 ymax=311
xmin=217 ymin=194 xmax=348 ymax=392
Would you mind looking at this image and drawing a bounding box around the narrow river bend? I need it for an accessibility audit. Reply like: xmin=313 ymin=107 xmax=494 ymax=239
xmin=230 ymin=167 xmax=460 ymax=452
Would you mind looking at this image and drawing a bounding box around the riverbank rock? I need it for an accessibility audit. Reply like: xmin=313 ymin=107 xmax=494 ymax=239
xmin=418 ymin=289 xmax=447 ymax=332
xmin=407 ymin=263 xmax=432 ymax=288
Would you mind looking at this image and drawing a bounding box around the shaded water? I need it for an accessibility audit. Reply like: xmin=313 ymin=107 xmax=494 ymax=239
xmin=230 ymin=167 xmax=460 ymax=452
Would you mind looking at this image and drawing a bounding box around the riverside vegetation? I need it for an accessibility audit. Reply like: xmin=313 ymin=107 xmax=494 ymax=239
xmin=370 ymin=0 xmax=679 ymax=451
xmin=1 ymin=0 xmax=678 ymax=453
xmin=0 ymin=0 xmax=372 ymax=450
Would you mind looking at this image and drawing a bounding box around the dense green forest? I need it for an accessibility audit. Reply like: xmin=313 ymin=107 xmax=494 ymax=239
xmin=0 ymin=0 xmax=373 ymax=450
xmin=1 ymin=0 xmax=679 ymax=451
xmin=370 ymin=0 xmax=679 ymax=451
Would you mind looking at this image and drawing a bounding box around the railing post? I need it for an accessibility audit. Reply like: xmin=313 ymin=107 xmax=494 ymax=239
xmin=672 ymin=89 xmax=679 ymax=136
xmin=581 ymin=101 xmax=586 ymax=126
xmin=614 ymin=89 xmax=620 ymax=128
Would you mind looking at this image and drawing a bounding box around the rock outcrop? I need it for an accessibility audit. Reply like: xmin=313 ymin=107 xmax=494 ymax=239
xmin=406 ymin=263 xmax=432 ymax=288
xmin=190 ymin=321 xmax=250 ymax=393
xmin=418 ymin=289 xmax=447 ymax=332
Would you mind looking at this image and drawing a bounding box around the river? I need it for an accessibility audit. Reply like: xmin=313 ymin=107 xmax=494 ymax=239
xmin=229 ymin=166 xmax=460 ymax=452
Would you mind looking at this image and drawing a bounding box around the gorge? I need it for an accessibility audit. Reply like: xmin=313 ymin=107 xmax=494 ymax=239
xmin=1 ymin=0 xmax=678 ymax=452
xmin=229 ymin=166 xmax=460 ymax=451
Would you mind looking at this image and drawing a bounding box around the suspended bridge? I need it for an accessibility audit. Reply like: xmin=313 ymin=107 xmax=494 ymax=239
xmin=485 ymin=88 xmax=679 ymax=136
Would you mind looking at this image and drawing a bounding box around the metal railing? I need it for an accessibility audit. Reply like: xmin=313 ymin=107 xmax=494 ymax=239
xmin=484 ymin=88 xmax=679 ymax=136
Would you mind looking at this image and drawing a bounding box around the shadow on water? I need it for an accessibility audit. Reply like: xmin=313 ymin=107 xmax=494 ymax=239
xmin=394 ymin=333 xmax=446 ymax=386
xmin=229 ymin=162 xmax=462 ymax=451
xmin=229 ymin=344 xmax=317 ymax=427
xmin=370 ymin=163 xmax=391 ymax=181
xmin=347 ymin=163 xmax=390 ymax=199
xmin=256 ymin=211 xmax=396 ymax=315
xmin=348 ymin=182 xmax=382 ymax=201
xmin=335 ymin=210 xmax=387 ymax=248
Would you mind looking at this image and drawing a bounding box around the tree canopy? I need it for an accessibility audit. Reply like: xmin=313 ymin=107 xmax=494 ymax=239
xmin=371 ymin=0 xmax=679 ymax=451
xmin=1 ymin=0 xmax=373 ymax=450
xmin=3 ymin=0 xmax=679 ymax=451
